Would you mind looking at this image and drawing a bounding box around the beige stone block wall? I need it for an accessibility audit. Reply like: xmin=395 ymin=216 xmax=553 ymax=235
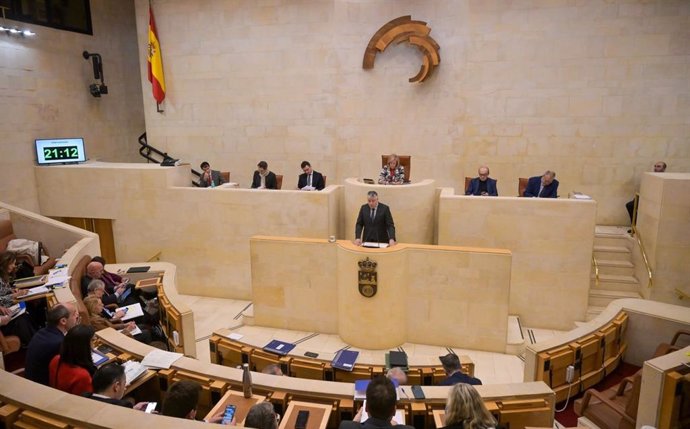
xmin=35 ymin=163 xmax=341 ymax=299
xmin=438 ymin=194 xmax=597 ymax=329
xmin=0 ymin=1 xmax=145 ymax=211
xmin=251 ymin=238 xmax=511 ymax=352
xmin=343 ymin=178 xmax=436 ymax=244
xmin=132 ymin=0 xmax=690 ymax=226
xmin=637 ymin=173 xmax=690 ymax=306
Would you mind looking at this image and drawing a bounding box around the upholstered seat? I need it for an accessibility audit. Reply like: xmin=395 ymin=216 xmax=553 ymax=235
xmin=220 ymin=171 xmax=230 ymax=183
xmin=518 ymin=177 xmax=529 ymax=197
xmin=574 ymin=371 xmax=641 ymax=429
xmin=69 ymin=255 xmax=92 ymax=325
xmin=275 ymin=174 xmax=283 ymax=190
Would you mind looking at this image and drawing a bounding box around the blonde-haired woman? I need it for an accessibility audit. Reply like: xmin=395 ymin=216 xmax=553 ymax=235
xmin=442 ymin=383 xmax=496 ymax=429
xmin=83 ymin=296 xmax=151 ymax=344
xmin=379 ymin=154 xmax=405 ymax=185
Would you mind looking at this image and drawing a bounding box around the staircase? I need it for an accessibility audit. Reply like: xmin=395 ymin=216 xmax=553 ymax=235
xmin=587 ymin=226 xmax=642 ymax=320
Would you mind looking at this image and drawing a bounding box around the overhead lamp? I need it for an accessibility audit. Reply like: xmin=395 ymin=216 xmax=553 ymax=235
xmin=0 ymin=6 xmax=36 ymax=37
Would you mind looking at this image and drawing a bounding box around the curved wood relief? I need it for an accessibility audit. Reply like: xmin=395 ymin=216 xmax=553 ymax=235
xmin=363 ymin=15 xmax=441 ymax=83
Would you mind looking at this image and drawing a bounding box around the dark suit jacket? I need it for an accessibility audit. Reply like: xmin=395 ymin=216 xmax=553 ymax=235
xmin=298 ymin=171 xmax=325 ymax=190
xmin=251 ymin=171 xmax=277 ymax=189
xmin=355 ymin=203 xmax=395 ymax=243
xmin=465 ymin=177 xmax=498 ymax=196
xmin=199 ymin=169 xmax=224 ymax=188
xmin=25 ymin=326 xmax=64 ymax=385
xmin=339 ymin=417 xmax=415 ymax=429
xmin=523 ymin=176 xmax=559 ymax=198
xmin=438 ymin=371 xmax=482 ymax=386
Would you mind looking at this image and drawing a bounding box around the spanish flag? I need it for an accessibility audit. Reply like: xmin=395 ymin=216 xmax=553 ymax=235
xmin=147 ymin=5 xmax=166 ymax=104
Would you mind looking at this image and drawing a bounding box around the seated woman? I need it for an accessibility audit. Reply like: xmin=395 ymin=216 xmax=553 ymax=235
xmin=49 ymin=325 xmax=96 ymax=395
xmin=0 ymin=251 xmax=36 ymax=345
xmin=378 ymin=154 xmax=405 ymax=185
xmin=83 ymin=296 xmax=152 ymax=344
xmin=440 ymin=383 xmax=497 ymax=429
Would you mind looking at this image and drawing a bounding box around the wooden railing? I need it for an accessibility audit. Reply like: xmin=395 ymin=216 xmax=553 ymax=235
xmin=531 ymin=311 xmax=628 ymax=403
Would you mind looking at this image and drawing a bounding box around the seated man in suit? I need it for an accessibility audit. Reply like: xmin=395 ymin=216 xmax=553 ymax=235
xmin=524 ymin=170 xmax=559 ymax=198
xmin=162 ymin=380 xmax=202 ymax=420
xmin=199 ymin=161 xmax=225 ymax=188
xmin=437 ymin=353 xmax=482 ymax=386
xmin=354 ymin=191 xmax=396 ymax=247
xmin=83 ymin=363 xmax=150 ymax=410
xmin=466 ymin=166 xmax=498 ymax=196
xmin=297 ymin=160 xmax=325 ymax=190
xmin=81 ymin=261 xmax=135 ymax=305
xmin=24 ymin=303 xmax=79 ymax=385
xmin=340 ymin=375 xmax=414 ymax=429
xmin=251 ymin=160 xmax=278 ymax=189
xmin=245 ymin=402 xmax=279 ymax=429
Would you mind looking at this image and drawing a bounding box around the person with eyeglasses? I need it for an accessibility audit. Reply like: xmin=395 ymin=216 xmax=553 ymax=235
xmin=465 ymin=166 xmax=498 ymax=196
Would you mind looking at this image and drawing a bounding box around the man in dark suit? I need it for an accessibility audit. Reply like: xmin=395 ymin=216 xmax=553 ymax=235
xmin=437 ymin=353 xmax=482 ymax=386
xmin=199 ymin=161 xmax=225 ymax=188
xmin=251 ymin=160 xmax=278 ymax=189
xmin=523 ymin=170 xmax=559 ymax=198
xmin=339 ymin=376 xmax=415 ymax=429
xmin=466 ymin=166 xmax=498 ymax=196
xmin=354 ymin=191 xmax=396 ymax=246
xmin=24 ymin=303 xmax=79 ymax=385
xmin=297 ymin=160 xmax=325 ymax=190
xmin=83 ymin=363 xmax=151 ymax=410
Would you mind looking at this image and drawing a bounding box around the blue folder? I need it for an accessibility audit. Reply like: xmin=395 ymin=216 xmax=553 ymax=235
xmin=263 ymin=340 xmax=296 ymax=356
xmin=332 ymin=349 xmax=359 ymax=371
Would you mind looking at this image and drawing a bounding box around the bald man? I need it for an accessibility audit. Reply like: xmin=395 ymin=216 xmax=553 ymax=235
xmin=466 ymin=166 xmax=498 ymax=196
xmin=25 ymin=303 xmax=80 ymax=385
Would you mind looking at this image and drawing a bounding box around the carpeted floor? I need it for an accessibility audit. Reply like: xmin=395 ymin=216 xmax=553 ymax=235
xmin=555 ymin=362 xmax=641 ymax=427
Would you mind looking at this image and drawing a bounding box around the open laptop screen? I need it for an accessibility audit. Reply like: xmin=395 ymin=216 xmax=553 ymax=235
xmin=35 ymin=138 xmax=87 ymax=165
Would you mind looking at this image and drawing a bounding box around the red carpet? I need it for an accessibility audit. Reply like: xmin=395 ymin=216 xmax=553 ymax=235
xmin=555 ymin=362 xmax=641 ymax=427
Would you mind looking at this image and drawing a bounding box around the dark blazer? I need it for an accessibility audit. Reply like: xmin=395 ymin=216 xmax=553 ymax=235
xmin=82 ymin=392 xmax=134 ymax=408
xmin=355 ymin=203 xmax=396 ymax=243
xmin=298 ymin=171 xmax=325 ymax=190
xmin=523 ymin=176 xmax=559 ymax=198
xmin=251 ymin=171 xmax=277 ymax=189
xmin=340 ymin=417 xmax=415 ymax=429
xmin=199 ymin=169 xmax=224 ymax=188
xmin=465 ymin=178 xmax=498 ymax=196
xmin=438 ymin=371 xmax=482 ymax=386
xmin=25 ymin=326 xmax=64 ymax=385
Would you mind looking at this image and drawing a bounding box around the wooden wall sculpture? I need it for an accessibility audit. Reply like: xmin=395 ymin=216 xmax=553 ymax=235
xmin=362 ymin=15 xmax=441 ymax=84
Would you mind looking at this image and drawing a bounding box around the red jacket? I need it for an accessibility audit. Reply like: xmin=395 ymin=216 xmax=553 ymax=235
xmin=49 ymin=355 xmax=93 ymax=395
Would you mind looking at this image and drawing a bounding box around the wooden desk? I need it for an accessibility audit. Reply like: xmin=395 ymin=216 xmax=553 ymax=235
xmin=204 ymin=390 xmax=266 ymax=424
xmin=279 ymin=401 xmax=332 ymax=429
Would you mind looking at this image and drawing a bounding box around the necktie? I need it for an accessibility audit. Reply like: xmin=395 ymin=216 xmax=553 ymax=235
xmin=370 ymin=208 xmax=375 ymax=220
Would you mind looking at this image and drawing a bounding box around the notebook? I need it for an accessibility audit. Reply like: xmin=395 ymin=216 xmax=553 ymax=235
xmin=332 ymin=349 xmax=359 ymax=371
xmin=263 ymin=340 xmax=296 ymax=356
xmin=126 ymin=266 xmax=150 ymax=273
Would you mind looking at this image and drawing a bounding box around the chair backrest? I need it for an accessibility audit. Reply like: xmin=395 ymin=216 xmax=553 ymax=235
xmin=518 ymin=177 xmax=529 ymax=197
xmin=381 ymin=155 xmax=411 ymax=182
xmin=0 ymin=330 xmax=21 ymax=355
xmin=322 ymin=175 xmax=327 ymax=187
xmin=275 ymin=174 xmax=283 ymax=190
xmin=624 ymin=372 xmax=642 ymax=418
xmin=464 ymin=177 xmax=472 ymax=193
xmin=220 ymin=172 xmax=230 ymax=183
xmin=69 ymin=255 xmax=92 ymax=324
xmin=0 ymin=219 xmax=16 ymax=252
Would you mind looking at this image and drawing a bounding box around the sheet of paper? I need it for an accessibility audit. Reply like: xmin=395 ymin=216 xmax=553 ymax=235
xmin=44 ymin=275 xmax=71 ymax=287
xmin=24 ymin=285 xmax=50 ymax=297
xmin=48 ymin=267 xmax=69 ymax=278
xmin=360 ymin=402 xmax=405 ymax=425
xmin=141 ymin=349 xmax=183 ymax=369
xmin=227 ymin=332 xmax=244 ymax=340
xmin=116 ymin=303 xmax=145 ymax=321
xmin=119 ymin=325 xmax=143 ymax=336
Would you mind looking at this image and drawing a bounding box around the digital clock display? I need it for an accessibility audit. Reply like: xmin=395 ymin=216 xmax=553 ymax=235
xmin=43 ymin=146 xmax=79 ymax=160
xmin=35 ymin=138 xmax=87 ymax=165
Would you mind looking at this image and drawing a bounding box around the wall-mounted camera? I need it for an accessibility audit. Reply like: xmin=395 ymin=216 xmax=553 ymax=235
xmin=83 ymin=50 xmax=108 ymax=98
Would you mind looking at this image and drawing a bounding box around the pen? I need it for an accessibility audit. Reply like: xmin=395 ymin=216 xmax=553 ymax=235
xmin=400 ymin=388 xmax=409 ymax=399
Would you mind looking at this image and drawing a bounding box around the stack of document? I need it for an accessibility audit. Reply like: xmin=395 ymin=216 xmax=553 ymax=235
xmin=122 ymin=360 xmax=148 ymax=386
xmin=45 ymin=267 xmax=71 ymax=288
xmin=22 ymin=285 xmax=50 ymax=298
xmin=141 ymin=349 xmax=183 ymax=369
xmin=115 ymin=303 xmax=145 ymax=321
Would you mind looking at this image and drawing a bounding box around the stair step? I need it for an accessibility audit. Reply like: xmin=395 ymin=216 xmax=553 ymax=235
xmin=593 ymin=245 xmax=632 ymax=261
xmin=589 ymin=289 xmax=641 ymax=307
xmin=597 ymin=274 xmax=638 ymax=284
xmin=594 ymin=259 xmax=635 ymax=276
xmin=505 ymin=315 xmax=524 ymax=355
xmin=593 ymin=234 xmax=633 ymax=249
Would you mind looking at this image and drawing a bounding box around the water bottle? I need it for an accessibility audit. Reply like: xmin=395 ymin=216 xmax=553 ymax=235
xmin=210 ymin=176 xmax=215 ymax=188
xmin=242 ymin=363 xmax=252 ymax=398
